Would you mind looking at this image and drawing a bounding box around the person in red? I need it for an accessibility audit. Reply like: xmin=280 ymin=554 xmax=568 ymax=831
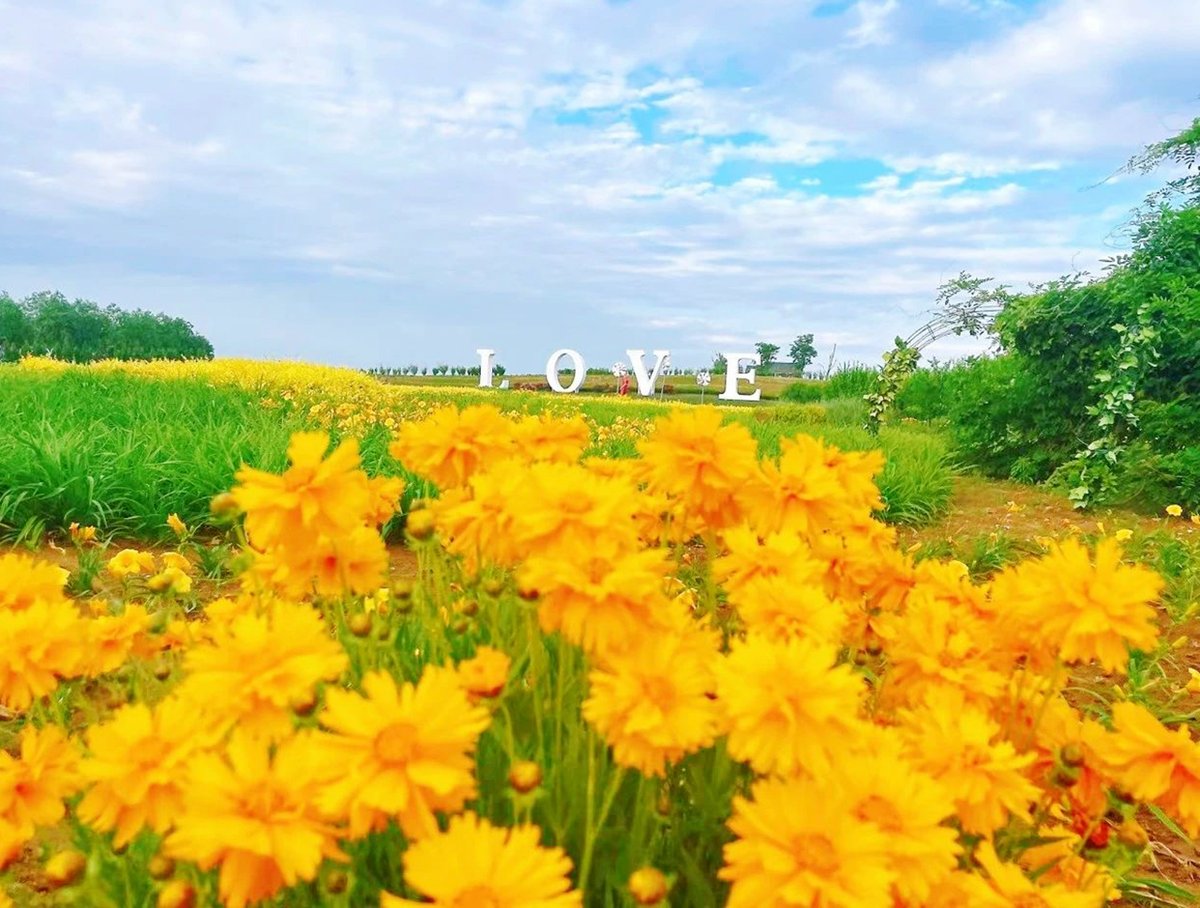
xmin=618 ymin=374 xmax=631 ymax=396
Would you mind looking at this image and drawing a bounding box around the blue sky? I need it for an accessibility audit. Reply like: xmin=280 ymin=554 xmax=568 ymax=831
xmin=0 ymin=0 xmax=1196 ymax=371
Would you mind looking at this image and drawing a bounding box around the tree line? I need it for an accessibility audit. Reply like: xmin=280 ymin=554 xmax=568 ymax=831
xmin=0 ymin=291 xmax=213 ymax=362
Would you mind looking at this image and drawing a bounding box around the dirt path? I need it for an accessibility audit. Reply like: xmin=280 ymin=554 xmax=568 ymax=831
xmin=899 ymin=475 xmax=1199 ymax=548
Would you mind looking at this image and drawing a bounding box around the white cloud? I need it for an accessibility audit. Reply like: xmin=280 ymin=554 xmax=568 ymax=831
xmin=846 ymin=0 xmax=900 ymax=48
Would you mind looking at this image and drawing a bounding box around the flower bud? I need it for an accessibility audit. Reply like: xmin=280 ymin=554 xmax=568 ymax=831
xmin=291 ymin=690 xmax=318 ymax=717
xmin=456 ymin=598 xmax=479 ymax=618
xmin=406 ymin=509 xmax=436 ymax=541
xmin=45 ymin=851 xmax=86 ymax=888
xmin=348 ymin=613 xmax=373 ymax=637
xmin=1050 ymin=763 xmax=1082 ymax=788
xmin=508 ymin=760 xmax=543 ymax=794
xmin=325 ymin=870 xmax=349 ymax=895
xmin=157 ymin=880 xmax=197 ymax=908
xmin=482 ymin=577 xmax=505 ymax=597
xmin=629 ymin=867 xmax=669 ymax=906
xmin=1060 ymin=744 xmax=1085 ymax=768
xmin=209 ymin=492 xmax=240 ymax=519
xmin=148 ymin=855 xmax=175 ymax=880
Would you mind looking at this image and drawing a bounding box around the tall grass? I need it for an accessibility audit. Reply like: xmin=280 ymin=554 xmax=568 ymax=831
xmin=0 ymin=369 xmax=953 ymax=541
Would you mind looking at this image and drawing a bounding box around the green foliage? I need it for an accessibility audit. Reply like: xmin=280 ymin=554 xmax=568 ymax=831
xmin=1124 ymin=115 xmax=1200 ymax=209
xmin=920 ymin=355 xmax=1074 ymax=482
xmin=824 ymin=364 xmax=878 ymax=401
xmin=1067 ymin=306 xmax=1160 ymax=508
xmin=753 ymin=342 xmax=780 ymax=374
xmin=0 ymin=290 xmax=213 ymax=362
xmin=865 ymin=340 xmax=920 ymax=434
xmin=778 ymin=380 xmax=825 ymax=403
xmin=788 ymin=333 xmax=817 ymax=372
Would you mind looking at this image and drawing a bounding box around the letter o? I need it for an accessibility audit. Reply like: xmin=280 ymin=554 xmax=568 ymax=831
xmin=545 ymin=349 xmax=586 ymax=393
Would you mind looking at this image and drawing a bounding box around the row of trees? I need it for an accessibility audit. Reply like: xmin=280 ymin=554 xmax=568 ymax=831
xmin=711 ymin=334 xmax=819 ymax=375
xmin=366 ymin=364 xmax=509 ymax=377
xmin=0 ymin=291 xmax=213 ymax=362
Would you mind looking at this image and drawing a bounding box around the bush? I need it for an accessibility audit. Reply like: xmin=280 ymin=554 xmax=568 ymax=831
xmin=823 ymin=364 xmax=877 ymax=400
xmin=939 ymin=355 xmax=1077 ymax=481
xmin=779 ymin=380 xmax=825 ymax=403
xmin=895 ymin=368 xmax=952 ymax=421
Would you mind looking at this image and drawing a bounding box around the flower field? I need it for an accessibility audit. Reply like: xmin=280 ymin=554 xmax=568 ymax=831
xmin=1 ymin=358 xmax=1198 ymax=907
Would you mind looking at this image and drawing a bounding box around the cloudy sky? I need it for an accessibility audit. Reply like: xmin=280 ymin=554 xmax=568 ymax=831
xmin=0 ymin=0 xmax=1196 ymax=371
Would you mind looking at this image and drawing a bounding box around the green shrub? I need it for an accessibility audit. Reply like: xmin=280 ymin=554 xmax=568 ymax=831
xmin=895 ymin=368 xmax=952 ymax=420
xmin=779 ymin=380 xmax=825 ymax=403
xmin=939 ymin=355 xmax=1077 ymax=481
xmin=823 ymin=364 xmax=877 ymax=400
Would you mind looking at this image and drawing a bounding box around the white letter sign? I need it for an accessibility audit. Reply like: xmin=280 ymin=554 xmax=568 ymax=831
xmin=718 ymin=352 xmax=761 ymax=402
xmin=476 ymin=348 xmax=496 ymax=388
xmin=624 ymin=349 xmax=671 ymax=397
xmin=545 ymin=349 xmax=586 ymax=393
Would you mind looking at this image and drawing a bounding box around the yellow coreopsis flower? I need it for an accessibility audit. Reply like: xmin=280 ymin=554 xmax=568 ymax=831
xmin=0 ymin=600 xmax=87 ymax=711
xmin=834 ymin=728 xmax=960 ymax=904
xmin=1166 ymin=504 xmax=1184 ymax=517
xmin=991 ymin=538 xmax=1162 ymax=674
xmin=1102 ymin=701 xmax=1200 ymax=836
xmin=899 ymin=689 xmax=1039 ymax=835
xmin=636 ymin=408 xmax=760 ymax=534
xmin=745 ymin=435 xmax=884 ymax=537
xmin=513 ymin=413 xmax=590 ymax=465
xmin=0 ymin=724 xmax=81 ymax=838
xmin=389 ymin=404 xmax=518 ymax=489
xmin=714 ymin=635 xmax=867 ymax=778
xmin=582 ymin=630 xmax=721 ymax=777
xmin=874 ymin=592 xmax=1009 ymax=708
xmin=366 ymin=474 xmax=407 ymax=526
xmin=973 ymin=841 xmax=1100 ymax=908
xmin=522 ymin=545 xmax=681 ymax=658
xmin=81 ymin=605 xmax=155 ymax=676
xmin=232 ymin=431 xmax=372 ymax=550
xmin=166 ymin=731 xmax=345 ymax=908
xmin=310 ymin=667 xmax=490 ymax=839
xmin=720 ymin=776 xmax=895 ymax=908
xmin=380 ymin=813 xmax=581 ymax=908
xmin=166 ymin=513 xmax=188 ymax=537
xmin=77 ymin=696 xmax=221 ymax=847
xmin=0 ymin=552 xmax=69 ymax=611
xmin=177 ymin=600 xmax=348 ymax=741
xmin=456 ymin=646 xmax=512 ymax=700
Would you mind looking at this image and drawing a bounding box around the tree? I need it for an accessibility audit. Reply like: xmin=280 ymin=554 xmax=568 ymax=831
xmin=754 ymin=342 xmax=780 ymax=375
xmin=711 ymin=353 xmax=727 ymax=375
xmin=0 ymin=291 xmax=213 ymax=362
xmin=789 ymin=334 xmax=817 ymax=373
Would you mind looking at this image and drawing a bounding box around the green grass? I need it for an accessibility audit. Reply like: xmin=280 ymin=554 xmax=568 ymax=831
xmin=0 ymin=368 xmax=953 ymax=542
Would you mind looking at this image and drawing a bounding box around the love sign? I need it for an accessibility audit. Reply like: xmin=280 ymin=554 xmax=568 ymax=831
xmin=476 ymin=349 xmax=762 ymax=402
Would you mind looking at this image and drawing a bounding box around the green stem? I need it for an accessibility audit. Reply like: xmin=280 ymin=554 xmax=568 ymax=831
xmin=578 ymin=749 xmax=626 ymax=896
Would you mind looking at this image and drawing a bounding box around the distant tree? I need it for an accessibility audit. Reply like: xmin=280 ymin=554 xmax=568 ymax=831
xmin=754 ymin=342 xmax=781 ymax=375
xmin=789 ymin=334 xmax=818 ymax=373
xmin=711 ymin=353 xmax=727 ymax=374
xmin=0 ymin=290 xmax=212 ymax=362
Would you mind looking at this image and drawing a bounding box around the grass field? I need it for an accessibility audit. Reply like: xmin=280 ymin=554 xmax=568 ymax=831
xmin=0 ymin=361 xmax=951 ymax=542
xmin=1 ymin=356 xmax=1197 ymax=908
